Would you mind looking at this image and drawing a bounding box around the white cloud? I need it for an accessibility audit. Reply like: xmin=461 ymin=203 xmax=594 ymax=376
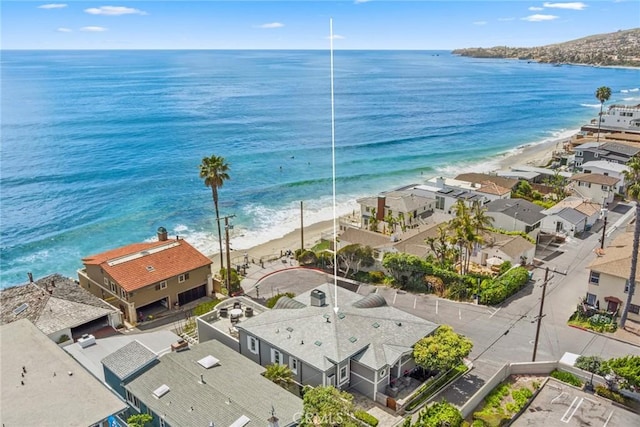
xmin=473 ymin=21 xmax=488 ymax=26
xmin=84 ymin=6 xmax=147 ymax=16
xmin=80 ymin=26 xmax=107 ymax=32
xmin=38 ymin=3 xmax=67 ymax=9
xmin=522 ymin=14 xmax=559 ymax=22
xmin=542 ymin=2 xmax=587 ymax=10
xmin=529 ymin=6 xmax=544 ymax=11
xmin=327 ymin=34 xmax=345 ymax=40
xmin=56 ymin=27 xmax=72 ymax=32
xmin=255 ymin=22 xmax=284 ymax=29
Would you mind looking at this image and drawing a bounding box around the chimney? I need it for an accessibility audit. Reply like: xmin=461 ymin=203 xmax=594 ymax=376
xmin=436 ymin=177 xmax=445 ymax=188
xmin=157 ymin=227 xmax=168 ymax=241
xmin=376 ymin=197 xmax=385 ymax=220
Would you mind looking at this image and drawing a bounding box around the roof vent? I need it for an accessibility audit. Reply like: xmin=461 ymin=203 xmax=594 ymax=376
xmin=146 ymin=265 xmax=155 ymax=272
xmin=13 ymin=303 xmax=28 ymax=315
xmin=153 ymin=384 xmax=170 ymax=398
xmin=310 ymin=289 xmax=326 ymax=307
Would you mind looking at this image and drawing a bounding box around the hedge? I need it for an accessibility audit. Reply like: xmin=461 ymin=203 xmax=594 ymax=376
xmin=550 ymin=370 xmax=582 ymax=387
xmin=354 ymin=410 xmax=379 ymax=427
xmin=479 ymin=267 xmax=530 ymax=305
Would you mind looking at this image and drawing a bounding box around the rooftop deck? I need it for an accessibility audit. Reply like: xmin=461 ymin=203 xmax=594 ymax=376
xmin=198 ymin=296 xmax=267 ymax=339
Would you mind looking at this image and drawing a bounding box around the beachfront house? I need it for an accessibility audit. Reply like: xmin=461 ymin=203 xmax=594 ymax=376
xmin=357 ymin=186 xmax=436 ymax=231
xmin=200 ymin=283 xmax=439 ymax=402
xmin=580 ymin=160 xmax=630 ymax=194
xmin=574 ymin=140 xmax=640 ymax=168
xmin=470 ymin=231 xmax=536 ymax=268
xmin=78 ymin=227 xmax=213 ymax=324
xmin=585 ymin=230 xmax=640 ymax=320
xmin=484 ymin=199 xmax=544 ymax=236
xmin=0 ymin=273 xmax=122 ymax=344
xmin=1 ymin=319 xmax=129 ymax=427
xmin=101 ymin=339 xmax=301 ymax=427
xmin=337 ymin=226 xmax=398 ymax=263
xmin=454 ymin=173 xmax=519 ymax=193
xmin=569 ymin=173 xmax=620 ymax=207
xmin=581 ymin=104 xmax=640 ymax=136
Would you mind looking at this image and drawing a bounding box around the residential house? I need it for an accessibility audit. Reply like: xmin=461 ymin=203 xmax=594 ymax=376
xmin=581 ymin=160 xmax=630 ymax=194
xmin=570 ymin=173 xmax=620 ymax=206
xmin=501 ymin=165 xmax=572 ymax=184
xmin=0 ymin=273 xmax=122 ymax=344
xmin=543 ymin=196 xmax=602 ymax=228
xmin=574 ymin=140 xmax=640 ymax=168
xmin=586 ymin=231 xmax=639 ymax=320
xmin=102 ymin=339 xmax=301 ymax=427
xmin=485 ymin=199 xmax=545 ymax=236
xmin=410 ymin=177 xmax=500 ymax=215
xmin=540 ymin=207 xmax=588 ymax=236
xmin=1 ymin=319 xmax=128 ymax=427
xmin=471 ymin=231 xmax=536 ymax=267
xmin=229 ymin=283 xmax=439 ymax=401
xmin=581 ymin=103 xmax=640 ymax=136
xmin=78 ymin=228 xmax=213 ymax=323
xmin=357 ymin=185 xmax=435 ymax=230
xmin=454 ymin=173 xmax=519 ymax=192
xmin=337 ymin=226 xmax=398 ymax=262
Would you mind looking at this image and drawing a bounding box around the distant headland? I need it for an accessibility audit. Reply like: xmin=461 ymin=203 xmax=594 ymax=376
xmin=452 ymin=28 xmax=640 ymax=68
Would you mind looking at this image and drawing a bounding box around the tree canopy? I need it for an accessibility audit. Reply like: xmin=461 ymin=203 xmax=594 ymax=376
xmin=413 ymin=325 xmax=473 ymax=372
xmin=337 ymin=244 xmax=375 ymax=278
xmin=299 ymin=386 xmax=358 ymax=427
xmin=603 ymin=355 xmax=640 ymax=390
xmin=264 ymin=363 xmax=294 ymax=389
xmin=403 ymin=400 xmax=463 ymax=427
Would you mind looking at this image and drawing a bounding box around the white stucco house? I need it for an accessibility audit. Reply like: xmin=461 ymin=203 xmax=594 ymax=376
xmin=580 ymin=160 xmax=629 ymax=194
xmin=570 ymin=173 xmax=620 ymax=207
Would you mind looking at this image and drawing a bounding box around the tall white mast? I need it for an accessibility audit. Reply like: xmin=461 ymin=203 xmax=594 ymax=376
xmin=330 ymin=18 xmax=339 ymax=313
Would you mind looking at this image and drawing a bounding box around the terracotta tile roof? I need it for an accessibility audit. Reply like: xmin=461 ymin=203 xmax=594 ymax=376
xmin=570 ymin=173 xmax=620 ymax=186
xmin=83 ymin=239 xmax=212 ymax=292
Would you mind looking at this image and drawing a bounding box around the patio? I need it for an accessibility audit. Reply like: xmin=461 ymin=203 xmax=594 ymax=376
xmin=198 ymin=296 xmax=266 ymax=339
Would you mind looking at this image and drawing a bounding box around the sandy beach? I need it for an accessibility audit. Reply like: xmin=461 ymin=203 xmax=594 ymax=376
xmin=209 ymin=132 xmax=573 ymax=274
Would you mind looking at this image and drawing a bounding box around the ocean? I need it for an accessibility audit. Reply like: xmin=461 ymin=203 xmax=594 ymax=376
xmin=1 ymin=50 xmax=639 ymax=288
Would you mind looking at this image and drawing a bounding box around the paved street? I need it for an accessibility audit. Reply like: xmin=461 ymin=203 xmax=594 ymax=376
xmin=238 ymin=201 xmax=639 ymax=417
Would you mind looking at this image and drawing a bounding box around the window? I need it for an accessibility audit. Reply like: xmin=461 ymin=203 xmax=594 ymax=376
xmin=379 ymin=368 xmax=386 ymax=377
xmin=248 ymin=336 xmax=258 ymax=354
xmin=156 ymin=280 xmax=167 ymax=290
xmin=586 ymin=293 xmax=597 ymax=306
xmin=120 ymin=288 xmax=127 ymax=299
xmin=630 ymin=304 xmax=640 ymax=315
xmin=340 ymin=366 xmax=348 ymax=381
xmin=110 ymin=281 xmax=116 ymax=292
xmin=290 ymin=357 xmax=298 ymax=374
xmin=159 ymin=417 xmax=166 ymax=427
xmin=576 ymin=151 xmax=582 ymax=157
xmin=125 ymin=389 xmax=140 ymax=409
xmin=589 ymin=271 xmax=600 ymax=285
xmin=178 ymin=273 xmax=189 ymax=283
xmin=104 ymin=277 xmax=109 ymax=286
xmin=435 ymin=196 xmax=445 ymax=210
xmin=601 ymin=185 xmax=609 ymax=191
xmin=625 ymin=280 xmax=630 ymax=293
xmin=365 ymin=206 xmax=371 ymax=212
xmin=271 ymin=349 xmax=282 ymax=365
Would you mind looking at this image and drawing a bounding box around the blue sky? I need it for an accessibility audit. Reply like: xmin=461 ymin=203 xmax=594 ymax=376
xmin=2 ymin=1 xmax=638 ymax=50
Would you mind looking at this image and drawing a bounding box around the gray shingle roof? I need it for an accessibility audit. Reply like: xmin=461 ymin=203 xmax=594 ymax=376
xmin=101 ymin=340 xmax=157 ymax=380
xmin=237 ymin=283 xmax=439 ymax=371
xmin=0 ymin=273 xmax=119 ymax=334
xmin=486 ymin=199 xmax=545 ymax=225
xmin=556 ymin=208 xmax=588 ymax=225
xmin=125 ymin=340 xmax=301 ymax=427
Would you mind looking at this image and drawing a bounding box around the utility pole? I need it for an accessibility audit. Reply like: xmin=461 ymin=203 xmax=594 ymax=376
xmin=532 ymin=267 xmax=549 ymax=362
xmin=600 ymin=213 xmax=608 ymax=250
xmin=300 ymin=201 xmax=304 ymax=252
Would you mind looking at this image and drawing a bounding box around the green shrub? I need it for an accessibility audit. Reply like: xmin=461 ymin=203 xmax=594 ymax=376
xmin=368 ymin=271 xmax=386 ymax=283
xmin=550 ymin=370 xmax=582 ymax=387
xmin=57 ymin=334 xmax=70 ymax=344
xmin=471 ymin=420 xmax=486 ymax=427
xmin=595 ymin=385 xmax=628 ymax=405
xmin=480 ymin=267 xmax=530 ymax=305
xmin=575 ymin=355 xmax=606 ymax=375
xmin=354 ymin=409 xmax=379 ymax=426
xmin=265 ymin=292 xmax=296 ymax=308
xmin=498 ymin=261 xmax=512 ymax=276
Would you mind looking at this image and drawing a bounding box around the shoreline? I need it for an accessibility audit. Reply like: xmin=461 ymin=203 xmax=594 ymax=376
xmin=209 ymin=130 xmax=572 ymax=274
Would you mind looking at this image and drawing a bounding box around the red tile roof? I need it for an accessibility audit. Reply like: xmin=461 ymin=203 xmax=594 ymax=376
xmin=83 ymin=239 xmax=212 ymax=292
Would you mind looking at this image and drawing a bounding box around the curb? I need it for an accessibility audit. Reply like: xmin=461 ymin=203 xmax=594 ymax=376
xmin=567 ymin=324 xmax=640 ymax=348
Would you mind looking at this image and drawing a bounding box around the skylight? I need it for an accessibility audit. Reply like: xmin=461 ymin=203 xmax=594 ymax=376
xmin=315 ymin=340 xmax=322 ymax=346
xmin=146 ymin=266 xmax=155 ymax=272
xmin=152 ymin=384 xmax=170 ymax=398
xmin=349 ymin=336 xmax=357 ymax=343
xmin=197 ymin=355 xmax=220 ymax=369
xmin=286 ymin=326 xmax=293 ymax=332
xmin=372 ymin=322 xmax=380 ymax=328
xmin=338 ymin=313 xmax=345 ymax=319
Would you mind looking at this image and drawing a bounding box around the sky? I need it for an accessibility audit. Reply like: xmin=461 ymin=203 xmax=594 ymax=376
xmin=2 ymin=1 xmax=639 ymax=50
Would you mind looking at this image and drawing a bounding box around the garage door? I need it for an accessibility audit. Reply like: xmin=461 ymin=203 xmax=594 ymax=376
xmin=178 ymin=284 xmax=206 ymax=306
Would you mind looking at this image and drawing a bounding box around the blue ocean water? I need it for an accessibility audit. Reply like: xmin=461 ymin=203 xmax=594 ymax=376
xmin=1 ymin=50 xmax=639 ymax=288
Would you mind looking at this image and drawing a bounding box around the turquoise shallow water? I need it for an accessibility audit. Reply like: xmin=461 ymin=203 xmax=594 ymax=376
xmin=1 ymin=50 xmax=639 ymax=288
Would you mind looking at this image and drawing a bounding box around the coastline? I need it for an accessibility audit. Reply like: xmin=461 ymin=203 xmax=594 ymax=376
xmin=209 ymin=131 xmax=571 ymax=275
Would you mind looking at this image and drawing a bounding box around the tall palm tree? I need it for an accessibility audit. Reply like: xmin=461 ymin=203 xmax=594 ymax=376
xmin=450 ymin=200 xmax=473 ymax=274
xmin=620 ymin=156 xmax=640 ymax=328
xmin=595 ymin=86 xmax=611 ymax=143
xmin=199 ymin=155 xmax=230 ymax=269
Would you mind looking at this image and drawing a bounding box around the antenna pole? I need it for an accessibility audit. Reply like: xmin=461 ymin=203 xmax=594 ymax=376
xmin=330 ymin=18 xmax=339 ymax=312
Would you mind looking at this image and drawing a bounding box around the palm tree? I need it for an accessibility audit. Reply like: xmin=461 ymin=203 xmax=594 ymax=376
xmin=450 ymin=200 xmax=473 ymax=274
xmin=264 ymin=363 xmax=294 ymax=389
xmin=199 ymin=155 xmax=230 ymax=269
xmin=369 ymin=208 xmax=379 ymax=232
xmin=595 ymin=86 xmax=611 ymax=143
xmin=620 ymin=156 xmax=640 ymax=328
